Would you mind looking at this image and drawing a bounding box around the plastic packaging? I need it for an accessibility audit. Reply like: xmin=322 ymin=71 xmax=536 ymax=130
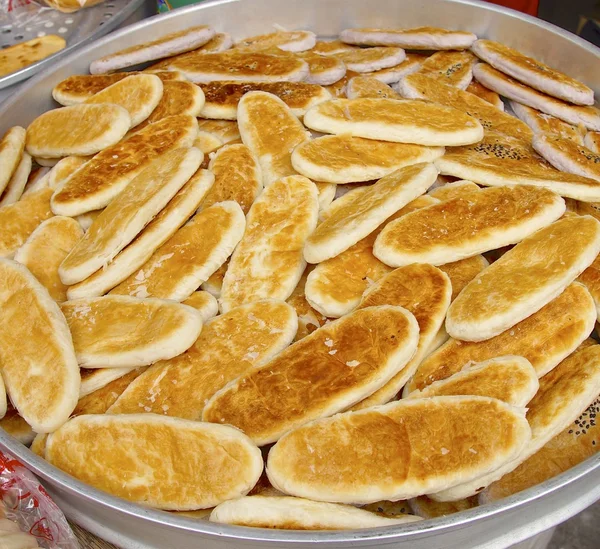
xmin=0 ymin=450 xmax=78 ymax=549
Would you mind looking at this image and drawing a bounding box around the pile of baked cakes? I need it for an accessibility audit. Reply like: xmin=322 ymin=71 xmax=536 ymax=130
xmin=0 ymin=23 xmax=600 ymax=530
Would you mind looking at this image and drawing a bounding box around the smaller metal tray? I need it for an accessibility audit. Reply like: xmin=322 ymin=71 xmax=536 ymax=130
xmin=0 ymin=0 xmax=147 ymax=89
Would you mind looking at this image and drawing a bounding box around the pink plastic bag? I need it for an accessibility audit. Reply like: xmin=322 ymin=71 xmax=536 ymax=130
xmin=0 ymin=450 xmax=78 ymax=549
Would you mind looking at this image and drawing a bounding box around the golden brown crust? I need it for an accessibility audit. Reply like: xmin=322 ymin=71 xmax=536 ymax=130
xmin=0 ymin=188 xmax=54 ymax=258
xmin=203 ymin=144 xmax=262 ymax=214
xmin=51 ymin=115 xmax=198 ymax=216
xmin=203 ymin=305 xmax=420 ymax=445
xmin=446 ymin=216 xmax=600 ymax=341
xmin=107 ymin=301 xmax=296 ymax=419
xmin=407 ymin=282 xmax=595 ymax=392
xmin=45 ymin=414 xmax=263 ymax=510
xmin=266 ymin=396 xmax=530 ymax=503
xmin=402 ymin=73 xmax=532 ymax=143
xmin=481 ymin=396 xmax=600 ymax=503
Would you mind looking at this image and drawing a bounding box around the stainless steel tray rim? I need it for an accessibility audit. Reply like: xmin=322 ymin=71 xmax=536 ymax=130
xmin=2 ymin=426 xmax=599 ymax=543
xmin=0 ymin=0 xmax=147 ymax=90
xmin=1 ymin=0 xmax=600 ymax=544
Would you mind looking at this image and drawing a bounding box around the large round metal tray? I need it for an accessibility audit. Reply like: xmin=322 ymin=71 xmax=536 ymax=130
xmin=0 ymin=1 xmax=599 ymax=547
xmin=0 ymin=0 xmax=147 ymax=89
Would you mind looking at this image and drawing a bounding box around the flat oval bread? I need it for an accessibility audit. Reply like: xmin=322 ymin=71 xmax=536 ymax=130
xmin=236 ymin=30 xmax=316 ymax=52
xmin=201 ymin=261 xmax=227 ymax=298
xmin=510 ymin=102 xmax=584 ymax=145
xmin=431 ymin=344 xmax=600 ymax=501
xmin=14 ymin=216 xmax=83 ymax=302
xmin=447 ymin=216 xmax=600 ymax=341
xmin=134 ymin=81 xmax=205 ymax=132
xmin=585 ymin=132 xmax=600 ymax=153
xmin=194 ymin=131 xmax=223 ymax=154
xmin=287 ymin=266 xmax=329 ymax=341
xmin=578 ymin=253 xmax=600 ymax=320
xmin=331 ymin=47 xmax=405 ymax=73
xmin=51 ymin=114 xmax=198 ymax=216
xmin=351 ymin=264 xmax=451 ymax=410
xmin=0 ymin=259 xmax=79 ymax=433
xmin=197 ymin=120 xmax=241 ymax=145
xmin=406 ymin=282 xmax=595 ymax=393
xmin=25 ymin=104 xmax=130 ymax=159
xmin=0 ymin=152 xmax=31 ymax=206
xmin=52 ymin=71 xmax=185 ymax=106
xmin=533 ymin=133 xmax=600 ymax=183
xmin=473 ymin=63 xmax=600 ymax=131
xmin=210 ymin=496 xmax=421 ymax=529
xmin=361 ymin=53 xmax=425 ymax=84
xmin=167 ymin=50 xmax=309 ymax=83
xmin=436 ymin=133 xmax=600 ymax=202
xmin=304 ymin=98 xmax=483 ymax=146
xmin=296 ymin=52 xmax=346 ymax=85
xmin=346 ymin=77 xmax=401 ymax=100
xmin=304 ymin=231 xmax=392 ymax=318
xmin=0 ymin=35 xmax=65 ymax=77
xmin=399 ymin=73 xmax=532 ymax=143
xmin=182 ymin=291 xmax=218 ymax=322
xmin=61 ymin=296 xmax=202 ymax=368
xmin=0 ymin=187 xmax=54 ymax=258
xmin=47 ymin=156 xmax=89 ymax=191
xmin=79 ymin=367 xmax=140 ymax=399
xmin=46 ymin=414 xmax=262 ymax=511
xmin=416 ymin=51 xmax=476 ymax=89
xmin=471 ymin=39 xmax=594 ymax=106
xmin=266 ymin=396 xmax=530 ymax=503
xmin=108 ymin=300 xmax=297 ymax=419
xmin=340 ymin=27 xmax=477 ymax=50
xmin=147 ymin=34 xmax=234 ymax=71
xmin=0 ymin=405 xmax=35 ymax=445
xmin=480 ymin=395 xmax=600 ymax=504
xmin=305 ymin=163 xmax=438 ymax=264
xmin=199 ymin=81 xmax=331 ymax=120
xmin=438 ymin=255 xmax=489 ymax=301
xmin=308 ymin=195 xmax=438 ymax=318
xmin=83 ymin=74 xmax=163 ymax=128
xmin=90 ymin=25 xmax=216 ymax=74
xmin=292 ymin=134 xmax=443 ymax=184
xmin=311 ymin=40 xmax=357 ymax=55
xmin=375 ymin=185 xmax=565 ymax=267
xmin=203 ymin=305 xmax=420 ymax=446
xmin=427 ymin=180 xmax=480 ymax=201
xmin=204 ymin=144 xmax=262 ymax=214
xmin=407 ymin=356 xmax=538 ymax=407
xmin=466 ymin=80 xmax=504 ymax=110
xmin=110 ymin=201 xmax=245 ymax=302
xmin=238 ymin=91 xmax=310 ymax=186
xmin=220 ymin=176 xmax=318 ymax=312
xmin=66 ymin=169 xmax=214 ymax=300
xmin=59 ymin=147 xmax=202 ymax=285
xmin=0 ymin=127 xmax=27 ymax=195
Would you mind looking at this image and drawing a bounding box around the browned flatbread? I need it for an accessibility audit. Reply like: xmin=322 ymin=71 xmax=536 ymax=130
xmin=51 ymin=115 xmax=198 ymax=216
xmin=90 ymin=26 xmax=216 ymax=74
xmin=203 ymin=305 xmax=420 ymax=445
xmin=405 ymin=282 xmax=595 ymax=393
xmin=266 ymin=395 xmax=530 ymax=503
xmin=399 ymin=73 xmax=532 ymax=143
xmin=199 ymin=81 xmax=331 ymax=120
xmin=52 ymin=71 xmax=185 ymax=106
xmin=0 ymin=35 xmax=65 ymax=77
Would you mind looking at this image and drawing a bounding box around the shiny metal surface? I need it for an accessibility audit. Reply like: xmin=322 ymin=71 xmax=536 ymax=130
xmin=0 ymin=0 xmax=148 ymax=90
xmin=0 ymin=1 xmax=599 ymax=547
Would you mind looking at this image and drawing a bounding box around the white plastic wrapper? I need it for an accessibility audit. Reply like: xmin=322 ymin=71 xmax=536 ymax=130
xmin=0 ymin=450 xmax=78 ymax=549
